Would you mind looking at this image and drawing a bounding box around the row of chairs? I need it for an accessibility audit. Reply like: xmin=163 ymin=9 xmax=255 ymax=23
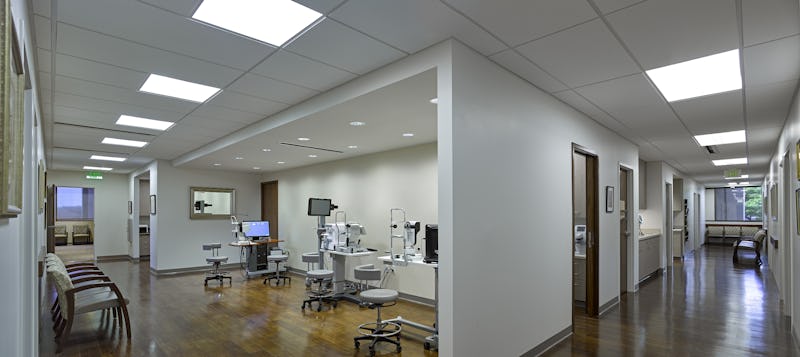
xmin=53 ymin=225 xmax=93 ymax=245
xmin=45 ymin=253 xmax=131 ymax=352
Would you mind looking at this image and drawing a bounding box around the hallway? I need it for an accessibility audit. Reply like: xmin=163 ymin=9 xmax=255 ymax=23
xmin=547 ymin=245 xmax=800 ymax=356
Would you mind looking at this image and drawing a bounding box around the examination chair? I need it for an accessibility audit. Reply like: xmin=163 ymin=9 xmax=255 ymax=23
xmin=301 ymin=252 xmax=336 ymax=311
xmin=354 ymin=287 xmax=402 ymax=356
xmin=264 ymin=249 xmax=290 ymax=286
xmin=203 ymin=243 xmax=232 ymax=286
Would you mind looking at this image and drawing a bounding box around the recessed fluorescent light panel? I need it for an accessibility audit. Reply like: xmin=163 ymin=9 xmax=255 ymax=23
xmin=116 ymin=115 xmax=174 ymax=131
xmin=646 ymin=49 xmax=741 ymax=102
xmin=90 ymin=155 xmax=126 ymax=162
xmin=102 ymin=137 xmax=148 ymax=148
xmin=83 ymin=166 xmax=113 ymax=171
xmin=725 ymin=174 xmax=749 ymax=180
xmin=402 ymin=133 xmax=414 ymax=137
xmin=192 ymin=0 xmax=322 ymax=46
xmin=694 ymin=130 xmax=746 ymax=146
xmin=139 ymin=74 xmax=220 ymax=103
xmin=349 ymin=121 xmax=366 ymax=126
xmin=712 ymin=157 xmax=748 ymax=166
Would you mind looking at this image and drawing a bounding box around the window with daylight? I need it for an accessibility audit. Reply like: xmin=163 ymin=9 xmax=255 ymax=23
xmin=56 ymin=186 xmax=95 ymax=220
xmin=713 ymin=186 xmax=762 ymax=221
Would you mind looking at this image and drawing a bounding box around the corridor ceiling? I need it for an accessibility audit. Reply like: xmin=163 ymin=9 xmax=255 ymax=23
xmin=33 ymin=0 xmax=800 ymax=185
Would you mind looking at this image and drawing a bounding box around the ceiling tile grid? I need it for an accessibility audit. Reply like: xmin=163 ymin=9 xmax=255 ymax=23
xmin=489 ymin=49 xmax=567 ymax=93
xmin=515 ymin=18 xmax=640 ymax=88
xmin=285 ymin=19 xmax=407 ymax=75
xmin=252 ymin=50 xmax=358 ymax=92
xmin=227 ymin=73 xmax=320 ymax=105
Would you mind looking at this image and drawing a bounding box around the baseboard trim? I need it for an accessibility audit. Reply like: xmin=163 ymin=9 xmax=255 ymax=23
xmin=598 ymin=297 xmax=619 ymax=317
xmin=96 ymin=255 xmax=129 ymax=262
xmin=521 ymin=325 xmax=572 ymax=356
xmin=150 ymin=263 xmax=240 ymax=276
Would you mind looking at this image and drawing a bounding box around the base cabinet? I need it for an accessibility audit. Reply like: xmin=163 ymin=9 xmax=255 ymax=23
xmin=638 ymin=235 xmax=660 ymax=281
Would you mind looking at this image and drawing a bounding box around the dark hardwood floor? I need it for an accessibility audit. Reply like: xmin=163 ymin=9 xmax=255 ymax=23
xmin=546 ymin=244 xmax=800 ymax=356
xmin=41 ymin=245 xmax=800 ymax=356
xmin=40 ymin=260 xmax=439 ymax=357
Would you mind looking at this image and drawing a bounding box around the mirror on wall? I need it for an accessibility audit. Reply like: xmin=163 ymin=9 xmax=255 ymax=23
xmin=190 ymin=187 xmax=235 ymax=220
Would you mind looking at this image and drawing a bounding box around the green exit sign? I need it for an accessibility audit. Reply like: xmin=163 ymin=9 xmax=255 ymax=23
xmin=85 ymin=171 xmax=103 ymax=180
xmin=724 ymin=169 xmax=741 ymax=178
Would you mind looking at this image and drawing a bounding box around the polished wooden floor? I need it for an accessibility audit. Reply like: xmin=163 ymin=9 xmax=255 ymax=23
xmin=546 ymin=244 xmax=800 ymax=356
xmin=40 ymin=260 xmax=439 ymax=356
xmin=41 ymin=245 xmax=800 ymax=356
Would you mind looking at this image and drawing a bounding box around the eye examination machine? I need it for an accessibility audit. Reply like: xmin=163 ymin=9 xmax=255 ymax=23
xmin=389 ymin=208 xmax=422 ymax=266
xmin=320 ymin=211 xmax=368 ymax=253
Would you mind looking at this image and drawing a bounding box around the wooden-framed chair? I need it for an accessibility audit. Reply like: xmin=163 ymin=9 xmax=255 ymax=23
xmin=54 ymin=226 xmax=68 ymax=246
xmin=733 ymin=229 xmax=767 ymax=266
xmin=72 ymin=225 xmax=92 ymax=245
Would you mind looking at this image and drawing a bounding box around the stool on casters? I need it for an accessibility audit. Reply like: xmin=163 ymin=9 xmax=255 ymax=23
xmin=203 ymin=243 xmax=231 ymax=286
xmin=301 ymin=252 xmax=336 ymax=311
xmin=264 ymin=249 xmax=290 ymax=286
xmin=354 ymin=289 xmax=401 ymax=356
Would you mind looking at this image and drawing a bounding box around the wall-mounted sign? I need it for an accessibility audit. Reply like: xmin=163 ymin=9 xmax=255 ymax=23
xmin=85 ymin=171 xmax=103 ymax=180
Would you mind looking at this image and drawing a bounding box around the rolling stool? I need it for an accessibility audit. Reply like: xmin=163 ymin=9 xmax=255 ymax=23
xmin=264 ymin=249 xmax=290 ymax=286
xmin=301 ymin=252 xmax=336 ymax=311
xmin=203 ymin=243 xmax=231 ymax=286
xmin=354 ymin=264 xmax=381 ymax=307
xmin=354 ymin=289 xmax=401 ymax=356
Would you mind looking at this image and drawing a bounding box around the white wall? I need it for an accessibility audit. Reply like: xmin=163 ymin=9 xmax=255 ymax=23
xmin=150 ymin=161 xmax=262 ymax=271
xmin=705 ymin=188 xmax=715 ymax=220
xmin=263 ymin=144 xmax=438 ymax=297
xmin=48 ymin=171 xmax=130 ymax=257
xmin=0 ymin=1 xmax=47 ymax=355
xmin=446 ymin=41 xmax=639 ymax=356
xmin=767 ymin=83 xmax=800 ymax=336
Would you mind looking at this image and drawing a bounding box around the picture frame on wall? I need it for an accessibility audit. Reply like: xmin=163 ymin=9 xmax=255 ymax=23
xmin=796 ymin=189 xmax=800 ymax=234
xmin=797 ymin=141 xmax=800 ymax=181
xmin=0 ymin=6 xmax=25 ymax=218
xmin=605 ymin=186 xmax=614 ymax=213
xmin=150 ymin=195 xmax=157 ymax=215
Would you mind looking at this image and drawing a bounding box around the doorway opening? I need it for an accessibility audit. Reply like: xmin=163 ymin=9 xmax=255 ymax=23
xmin=665 ymin=182 xmax=673 ymax=268
xmin=572 ymin=146 xmax=599 ymax=317
xmin=52 ymin=186 xmax=95 ymax=261
xmin=261 ymin=180 xmax=279 ymax=237
xmin=620 ymin=166 xmax=632 ymax=295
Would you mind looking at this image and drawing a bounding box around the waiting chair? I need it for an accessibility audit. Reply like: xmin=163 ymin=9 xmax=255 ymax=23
xmin=53 ymin=226 xmax=68 ymax=246
xmin=354 ymin=288 xmax=402 ymax=356
xmin=301 ymin=252 xmax=336 ymax=311
xmin=733 ymin=229 xmax=767 ymax=266
xmin=72 ymin=225 xmax=92 ymax=245
xmin=47 ymin=266 xmax=130 ymax=352
xmin=203 ymin=243 xmax=232 ymax=286
xmin=264 ymin=249 xmax=290 ymax=286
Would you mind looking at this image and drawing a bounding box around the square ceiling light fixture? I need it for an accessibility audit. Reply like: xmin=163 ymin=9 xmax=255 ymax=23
xmin=102 ymin=137 xmax=148 ymax=148
xmin=725 ymin=174 xmax=749 ymax=180
xmin=694 ymin=130 xmax=746 ymax=146
xmin=712 ymin=157 xmax=747 ymax=166
xmin=139 ymin=74 xmax=220 ymax=103
xmin=192 ymin=0 xmax=322 ymax=46
xmin=83 ymin=166 xmax=113 ymax=171
xmin=646 ymin=49 xmax=741 ymax=102
xmin=116 ymin=115 xmax=174 ymax=131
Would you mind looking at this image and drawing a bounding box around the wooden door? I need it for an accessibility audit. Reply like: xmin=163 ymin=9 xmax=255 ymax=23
xmin=572 ymin=146 xmax=599 ymax=317
xmin=46 ymin=185 xmax=55 ymax=253
xmin=261 ymin=181 xmax=278 ymax=238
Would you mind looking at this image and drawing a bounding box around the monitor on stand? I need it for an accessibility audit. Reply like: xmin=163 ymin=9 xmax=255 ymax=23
xmin=424 ymin=224 xmax=438 ymax=263
xmin=242 ymin=221 xmax=270 ymax=240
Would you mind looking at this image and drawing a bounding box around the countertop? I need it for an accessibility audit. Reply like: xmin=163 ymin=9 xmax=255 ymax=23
xmin=638 ymin=231 xmax=661 ymax=241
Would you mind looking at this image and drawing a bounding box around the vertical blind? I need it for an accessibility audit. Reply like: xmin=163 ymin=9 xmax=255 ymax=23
xmin=713 ymin=186 xmax=762 ymax=221
xmin=55 ymin=186 xmax=94 ymax=220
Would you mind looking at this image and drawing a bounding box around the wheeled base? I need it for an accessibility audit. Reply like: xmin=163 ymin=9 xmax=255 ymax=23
xmin=264 ymin=274 xmax=291 ymax=286
xmin=301 ymin=295 xmax=337 ymax=312
xmin=204 ymin=272 xmax=232 ymax=286
xmin=354 ymin=321 xmax=402 ymax=356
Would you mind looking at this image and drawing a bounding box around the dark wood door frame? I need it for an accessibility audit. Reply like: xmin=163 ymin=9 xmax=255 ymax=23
xmin=573 ymin=144 xmax=599 ymax=317
xmin=46 ymin=184 xmax=55 ymax=253
xmin=619 ymin=166 xmax=632 ymax=295
xmin=260 ymin=181 xmax=279 ymax=238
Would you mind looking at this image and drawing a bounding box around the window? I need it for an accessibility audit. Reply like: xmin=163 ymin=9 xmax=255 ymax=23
xmin=56 ymin=186 xmax=94 ymax=220
xmin=713 ymin=186 xmax=762 ymax=221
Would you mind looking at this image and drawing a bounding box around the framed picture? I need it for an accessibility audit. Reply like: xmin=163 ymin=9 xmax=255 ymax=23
xmin=37 ymin=161 xmax=45 ymax=212
xmin=128 ymin=200 xmax=133 ymax=215
xmin=796 ymin=141 xmax=800 ymax=180
xmin=0 ymin=7 xmax=24 ymax=218
xmin=149 ymin=195 xmax=157 ymax=215
xmin=605 ymin=186 xmax=614 ymax=213
xmin=796 ymin=189 xmax=800 ymax=234
xmin=770 ymin=183 xmax=778 ymax=221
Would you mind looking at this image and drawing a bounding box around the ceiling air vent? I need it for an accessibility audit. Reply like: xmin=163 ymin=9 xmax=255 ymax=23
xmin=704 ymin=145 xmax=718 ymax=154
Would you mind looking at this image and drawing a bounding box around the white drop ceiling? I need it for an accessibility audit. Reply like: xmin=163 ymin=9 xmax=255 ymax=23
xmin=33 ymin=0 xmax=800 ymax=186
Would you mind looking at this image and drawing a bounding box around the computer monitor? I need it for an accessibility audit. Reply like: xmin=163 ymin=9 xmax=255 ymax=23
xmin=242 ymin=221 xmax=270 ymax=239
xmin=307 ymin=198 xmax=332 ymax=216
xmin=424 ymin=224 xmax=438 ymax=263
